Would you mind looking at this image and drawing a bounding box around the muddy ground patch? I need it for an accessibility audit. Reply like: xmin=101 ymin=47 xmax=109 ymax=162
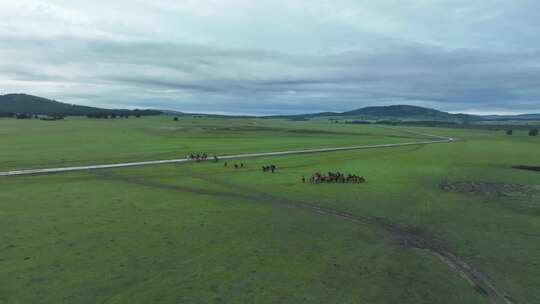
xmin=440 ymin=181 xmax=540 ymax=197
xmin=512 ymin=165 xmax=540 ymax=172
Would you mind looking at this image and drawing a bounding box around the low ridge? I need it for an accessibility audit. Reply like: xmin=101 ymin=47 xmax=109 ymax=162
xmin=0 ymin=93 xmax=161 ymax=117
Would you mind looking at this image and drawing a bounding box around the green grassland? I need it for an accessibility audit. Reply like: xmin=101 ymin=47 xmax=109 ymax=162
xmin=1 ymin=116 xmax=539 ymax=303
xmin=0 ymin=116 xmax=426 ymax=171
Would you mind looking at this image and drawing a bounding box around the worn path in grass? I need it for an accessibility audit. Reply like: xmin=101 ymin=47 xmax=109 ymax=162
xmin=0 ymin=128 xmax=454 ymax=176
xmin=6 ymin=127 xmax=513 ymax=302
xmin=94 ymin=169 xmax=512 ymax=304
xmin=194 ymin=173 xmax=513 ymax=304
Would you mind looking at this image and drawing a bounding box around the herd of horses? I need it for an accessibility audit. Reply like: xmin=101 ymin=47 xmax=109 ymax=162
xmin=304 ymin=172 xmax=366 ymax=184
xmin=188 ymin=153 xmax=366 ymax=185
xmin=224 ymin=162 xmax=244 ymax=169
xmin=188 ymin=153 xmax=219 ymax=163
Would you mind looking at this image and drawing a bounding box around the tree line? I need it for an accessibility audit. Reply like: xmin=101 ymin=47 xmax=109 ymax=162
xmin=0 ymin=109 xmax=161 ymax=119
xmin=0 ymin=94 xmax=162 ymax=118
xmin=506 ymin=129 xmax=538 ymax=136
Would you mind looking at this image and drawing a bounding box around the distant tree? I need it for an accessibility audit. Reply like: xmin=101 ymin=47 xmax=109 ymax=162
xmin=506 ymin=130 xmax=513 ymax=135
xmin=135 ymin=114 xmax=141 ymax=118
xmin=346 ymin=120 xmax=371 ymax=125
xmin=530 ymin=129 xmax=539 ymax=136
xmin=173 ymin=117 xmax=179 ymax=121
xmin=15 ymin=113 xmax=31 ymax=119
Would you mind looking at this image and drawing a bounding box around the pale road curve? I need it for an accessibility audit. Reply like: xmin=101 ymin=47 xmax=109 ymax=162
xmin=0 ymin=128 xmax=515 ymax=303
xmin=0 ymin=137 xmax=454 ymax=177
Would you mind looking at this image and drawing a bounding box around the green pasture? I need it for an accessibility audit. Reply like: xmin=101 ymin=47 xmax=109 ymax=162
xmin=0 ymin=116 xmax=425 ymax=171
xmin=1 ymin=116 xmax=539 ymax=303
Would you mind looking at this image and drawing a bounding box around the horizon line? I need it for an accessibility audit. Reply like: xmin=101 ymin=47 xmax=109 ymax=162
xmin=3 ymin=93 xmax=539 ymax=117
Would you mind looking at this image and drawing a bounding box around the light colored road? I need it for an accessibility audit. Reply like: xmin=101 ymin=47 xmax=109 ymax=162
xmin=3 ymin=130 xmax=511 ymax=303
xmin=0 ymin=134 xmax=454 ymax=177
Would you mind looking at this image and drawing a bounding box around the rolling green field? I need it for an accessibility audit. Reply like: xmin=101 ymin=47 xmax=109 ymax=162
xmin=0 ymin=117 xmax=426 ymax=171
xmin=1 ymin=116 xmax=539 ymax=304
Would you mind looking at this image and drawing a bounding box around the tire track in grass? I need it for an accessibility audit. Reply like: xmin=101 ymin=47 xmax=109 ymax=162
xmin=194 ymin=174 xmax=512 ymax=304
xmin=97 ymin=171 xmax=512 ymax=304
xmin=8 ymin=128 xmax=512 ymax=302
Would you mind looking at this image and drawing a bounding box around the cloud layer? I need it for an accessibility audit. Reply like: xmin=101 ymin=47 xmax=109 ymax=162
xmin=1 ymin=0 xmax=540 ymax=114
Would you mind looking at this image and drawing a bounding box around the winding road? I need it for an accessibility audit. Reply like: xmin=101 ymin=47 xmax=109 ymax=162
xmin=0 ymin=128 xmax=515 ymax=303
xmin=0 ymin=136 xmax=454 ymax=177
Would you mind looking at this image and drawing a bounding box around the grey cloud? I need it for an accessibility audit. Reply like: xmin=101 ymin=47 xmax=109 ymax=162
xmin=1 ymin=1 xmax=540 ymax=115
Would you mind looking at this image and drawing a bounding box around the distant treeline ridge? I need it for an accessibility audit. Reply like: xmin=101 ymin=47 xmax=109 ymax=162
xmin=0 ymin=94 xmax=161 ymax=118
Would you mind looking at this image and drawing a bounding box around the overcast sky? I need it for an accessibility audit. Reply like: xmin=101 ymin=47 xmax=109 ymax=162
xmin=1 ymin=0 xmax=540 ymax=115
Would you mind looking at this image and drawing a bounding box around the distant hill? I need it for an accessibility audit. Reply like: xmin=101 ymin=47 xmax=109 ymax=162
xmin=3 ymin=94 xmax=537 ymax=122
xmin=342 ymin=105 xmax=478 ymax=121
xmin=481 ymin=114 xmax=540 ymax=121
xmin=272 ymin=105 xmax=479 ymax=122
xmin=160 ymin=109 xmax=189 ymax=116
xmin=271 ymin=105 xmax=540 ymax=122
xmin=0 ymin=94 xmax=161 ymax=117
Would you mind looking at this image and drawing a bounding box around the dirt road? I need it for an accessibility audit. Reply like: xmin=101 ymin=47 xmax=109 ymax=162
xmin=0 ymin=137 xmax=454 ymax=177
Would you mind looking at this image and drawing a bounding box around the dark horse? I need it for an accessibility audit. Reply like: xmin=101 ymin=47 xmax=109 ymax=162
xmin=262 ymin=165 xmax=277 ymax=173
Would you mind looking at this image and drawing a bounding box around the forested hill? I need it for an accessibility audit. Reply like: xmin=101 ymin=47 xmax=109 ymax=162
xmin=0 ymin=94 xmax=161 ymax=117
xmin=342 ymin=105 xmax=475 ymax=120
xmin=270 ymin=105 xmax=479 ymax=121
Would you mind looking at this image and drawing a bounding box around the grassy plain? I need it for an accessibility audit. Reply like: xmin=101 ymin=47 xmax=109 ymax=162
xmin=0 ymin=116 xmax=425 ymax=171
xmin=1 ymin=116 xmax=539 ymax=303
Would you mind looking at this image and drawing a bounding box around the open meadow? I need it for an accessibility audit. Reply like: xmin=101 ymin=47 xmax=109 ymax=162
xmin=1 ymin=116 xmax=539 ymax=304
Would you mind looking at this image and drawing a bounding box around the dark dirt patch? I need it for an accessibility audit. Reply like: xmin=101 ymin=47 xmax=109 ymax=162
xmin=440 ymin=181 xmax=540 ymax=197
xmin=3 ymin=244 xmax=16 ymax=250
xmin=512 ymin=165 xmax=540 ymax=172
